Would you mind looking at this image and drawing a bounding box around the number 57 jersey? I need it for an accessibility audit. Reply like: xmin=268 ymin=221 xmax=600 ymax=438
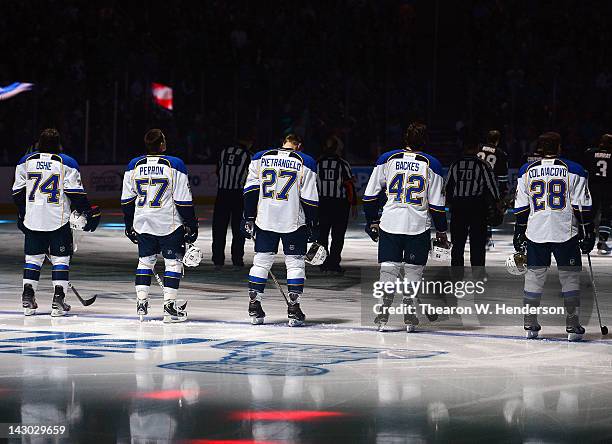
xmin=243 ymin=148 xmax=319 ymax=233
xmin=121 ymin=155 xmax=193 ymax=236
xmin=514 ymin=158 xmax=592 ymax=243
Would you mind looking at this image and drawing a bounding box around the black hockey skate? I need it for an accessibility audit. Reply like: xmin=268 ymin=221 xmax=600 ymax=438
xmin=375 ymin=294 xmax=394 ymax=331
xmin=163 ymin=300 xmax=187 ymax=323
xmin=248 ymin=290 xmax=265 ymax=325
xmin=403 ymin=297 xmax=419 ymax=333
xmin=51 ymin=286 xmax=71 ymax=317
xmin=524 ymin=313 xmax=541 ymax=339
xmin=287 ymin=292 xmax=305 ymax=327
xmin=22 ymin=284 xmax=38 ymax=316
xmin=137 ymin=298 xmax=149 ymax=322
xmin=566 ymin=314 xmax=585 ymax=342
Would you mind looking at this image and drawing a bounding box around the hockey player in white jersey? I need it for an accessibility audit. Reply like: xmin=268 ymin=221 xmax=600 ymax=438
xmin=12 ymin=129 xmax=101 ymax=316
xmin=362 ymin=122 xmax=449 ymax=332
xmin=121 ymin=129 xmax=199 ymax=323
xmin=242 ymin=133 xmax=319 ymax=326
xmin=513 ymin=132 xmax=594 ymax=341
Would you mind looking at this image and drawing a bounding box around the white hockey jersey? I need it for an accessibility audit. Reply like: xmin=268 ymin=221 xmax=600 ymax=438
xmin=514 ymin=158 xmax=592 ymax=243
xmin=121 ymin=155 xmax=193 ymax=236
xmin=243 ymin=148 xmax=319 ymax=233
xmin=12 ymin=152 xmax=86 ymax=231
xmin=363 ymin=150 xmax=446 ymax=235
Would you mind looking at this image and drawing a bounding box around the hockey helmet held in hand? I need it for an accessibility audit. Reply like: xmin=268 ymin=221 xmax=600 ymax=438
xmin=430 ymin=238 xmax=451 ymax=262
xmin=305 ymin=242 xmax=327 ymax=265
xmin=506 ymin=251 xmax=527 ymax=275
xmin=182 ymin=244 xmax=203 ymax=267
xmin=69 ymin=210 xmax=87 ymax=231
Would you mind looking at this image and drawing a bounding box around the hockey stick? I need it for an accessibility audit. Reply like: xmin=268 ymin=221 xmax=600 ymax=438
xmin=45 ymin=254 xmax=96 ymax=306
xmin=586 ymin=253 xmax=608 ymax=335
xmin=577 ymin=204 xmax=608 ymax=335
xmin=268 ymin=269 xmax=290 ymax=306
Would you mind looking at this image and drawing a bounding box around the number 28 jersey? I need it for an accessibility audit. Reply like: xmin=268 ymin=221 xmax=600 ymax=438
xmin=243 ymin=148 xmax=319 ymax=233
xmin=12 ymin=152 xmax=86 ymax=231
xmin=514 ymin=158 xmax=591 ymax=243
xmin=121 ymin=155 xmax=193 ymax=236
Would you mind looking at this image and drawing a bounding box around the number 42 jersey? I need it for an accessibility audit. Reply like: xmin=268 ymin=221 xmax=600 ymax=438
xmin=121 ymin=155 xmax=193 ymax=236
xmin=12 ymin=152 xmax=86 ymax=231
xmin=514 ymin=158 xmax=592 ymax=243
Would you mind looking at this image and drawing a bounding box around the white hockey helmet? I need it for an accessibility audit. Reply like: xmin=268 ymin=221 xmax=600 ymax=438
xmin=69 ymin=210 xmax=87 ymax=231
xmin=430 ymin=239 xmax=451 ymax=263
xmin=305 ymin=242 xmax=327 ymax=266
xmin=182 ymin=244 xmax=203 ymax=267
xmin=506 ymin=251 xmax=527 ymax=275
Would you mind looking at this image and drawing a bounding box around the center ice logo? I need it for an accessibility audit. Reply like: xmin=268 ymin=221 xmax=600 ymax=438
xmin=159 ymin=340 xmax=446 ymax=376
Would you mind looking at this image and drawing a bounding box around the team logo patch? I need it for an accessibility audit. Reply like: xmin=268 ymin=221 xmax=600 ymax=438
xmin=159 ymin=340 xmax=446 ymax=376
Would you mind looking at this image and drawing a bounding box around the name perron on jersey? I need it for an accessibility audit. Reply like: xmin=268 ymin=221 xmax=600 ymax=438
xmin=363 ymin=150 xmax=446 ymax=235
xmin=121 ymin=155 xmax=193 ymax=236
xmin=514 ymin=158 xmax=592 ymax=243
xmin=12 ymin=152 xmax=86 ymax=231
xmin=243 ymin=148 xmax=319 ymax=233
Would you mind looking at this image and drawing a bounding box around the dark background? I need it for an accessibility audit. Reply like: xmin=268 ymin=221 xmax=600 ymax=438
xmin=1 ymin=0 xmax=611 ymax=166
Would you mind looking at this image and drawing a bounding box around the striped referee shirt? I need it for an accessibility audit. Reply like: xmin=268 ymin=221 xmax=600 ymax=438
xmin=445 ymin=155 xmax=500 ymax=201
xmin=317 ymin=155 xmax=354 ymax=199
xmin=217 ymin=145 xmax=251 ymax=190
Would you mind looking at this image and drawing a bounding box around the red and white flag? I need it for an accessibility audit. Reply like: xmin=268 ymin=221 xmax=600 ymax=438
xmin=151 ymin=82 xmax=173 ymax=111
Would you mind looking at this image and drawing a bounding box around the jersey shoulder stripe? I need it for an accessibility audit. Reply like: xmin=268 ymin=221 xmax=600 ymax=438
xmin=558 ymin=158 xmax=587 ymax=178
xmin=252 ymin=149 xmax=275 ymax=160
xmin=416 ymin=151 xmax=444 ymax=176
xmin=293 ymin=151 xmax=317 ymax=172
xmin=375 ymin=149 xmax=404 ymax=166
xmin=126 ymin=155 xmax=147 ymax=171
xmin=17 ymin=152 xmax=39 ymax=165
xmin=158 ymin=155 xmax=188 ymax=174
xmin=58 ymin=153 xmax=80 ymax=171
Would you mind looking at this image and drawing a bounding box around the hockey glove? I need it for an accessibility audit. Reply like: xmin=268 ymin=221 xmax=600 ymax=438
xmin=513 ymin=224 xmax=527 ymax=252
xmin=366 ymin=222 xmax=379 ymax=242
xmin=83 ymin=205 xmax=102 ymax=232
xmin=184 ymin=224 xmax=199 ymax=244
xmin=306 ymin=220 xmax=319 ymax=243
xmin=241 ymin=218 xmax=255 ymax=239
xmin=125 ymin=226 xmax=139 ymax=244
xmin=579 ymin=223 xmax=596 ymax=254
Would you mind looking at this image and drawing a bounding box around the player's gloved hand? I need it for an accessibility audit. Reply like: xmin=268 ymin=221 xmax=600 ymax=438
xmin=241 ymin=218 xmax=255 ymax=239
xmin=83 ymin=205 xmax=101 ymax=232
xmin=184 ymin=223 xmax=198 ymax=244
xmin=579 ymin=224 xmax=596 ymax=254
xmin=125 ymin=226 xmax=139 ymax=244
xmin=436 ymin=231 xmax=450 ymax=248
xmin=513 ymin=224 xmax=527 ymax=252
xmin=306 ymin=220 xmax=319 ymax=243
xmin=365 ymin=222 xmax=379 ymax=242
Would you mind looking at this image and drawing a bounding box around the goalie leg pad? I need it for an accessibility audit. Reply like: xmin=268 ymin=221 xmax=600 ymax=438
xmin=249 ymin=252 xmax=275 ymax=293
xmin=23 ymin=254 xmax=45 ymax=291
xmin=163 ymin=258 xmax=182 ymax=300
xmin=285 ymin=255 xmax=305 ymax=294
xmin=49 ymin=255 xmax=70 ymax=295
xmin=135 ymin=255 xmax=157 ymax=294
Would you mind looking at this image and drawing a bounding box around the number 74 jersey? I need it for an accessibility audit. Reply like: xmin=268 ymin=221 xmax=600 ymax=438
xmin=121 ymin=155 xmax=193 ymax=236
xmin=514 ymin=158 xmax=592 ymax=243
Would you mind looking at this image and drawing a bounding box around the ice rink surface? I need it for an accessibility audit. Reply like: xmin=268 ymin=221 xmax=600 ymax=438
xmin=0 ymin=207 xmax=611 ymax=443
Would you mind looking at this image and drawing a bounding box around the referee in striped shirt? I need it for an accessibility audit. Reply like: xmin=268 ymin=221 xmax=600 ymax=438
xmin=212 ymin=136 xmax=254 ymax=269
xmin=445 ymin=133 xmax=500 ymax=272
xmin=317 ymin=136 xmax=356 ymax=273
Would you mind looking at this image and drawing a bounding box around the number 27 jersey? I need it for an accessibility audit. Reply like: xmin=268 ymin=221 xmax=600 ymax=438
xmin=121 ymin=155 xmax=193 ymax=236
